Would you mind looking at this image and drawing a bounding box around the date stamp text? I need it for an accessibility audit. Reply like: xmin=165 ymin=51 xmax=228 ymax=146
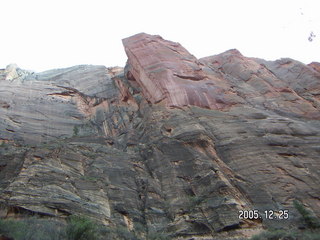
xmin=239 ymin=209 xmax=289 ymax=220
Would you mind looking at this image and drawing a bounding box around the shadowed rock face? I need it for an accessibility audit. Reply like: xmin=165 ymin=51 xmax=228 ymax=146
xmin=0 ymin=33 xmax=319 ymax=239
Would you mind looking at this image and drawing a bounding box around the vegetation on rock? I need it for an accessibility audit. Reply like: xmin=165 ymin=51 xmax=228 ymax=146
xmin=251 ymin=200 xmax=320 ymax=240
xmin=0 ymin=218 xmax=65 ymax=240
xmin=293 ymin=200 xmax=320 ymax=229
xmin=66 ymin=215 xmax=97 ymax=240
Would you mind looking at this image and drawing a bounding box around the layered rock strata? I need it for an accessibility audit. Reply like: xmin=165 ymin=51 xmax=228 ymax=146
xmin=122 ymin=33 xmax=242 ymax=110
xmin=0 ymin=33 xmax=319 ymax=239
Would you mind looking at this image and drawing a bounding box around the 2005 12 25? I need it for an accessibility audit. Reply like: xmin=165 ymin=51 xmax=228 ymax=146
xmin=239 ymin=210 xmax=289 ymax=220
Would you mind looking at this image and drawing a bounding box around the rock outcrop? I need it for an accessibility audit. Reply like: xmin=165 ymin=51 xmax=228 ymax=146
xmin=122 ymin=33 xmax=241 ymax=110
xmin=0 ymin=33 xmax=319 ymax=239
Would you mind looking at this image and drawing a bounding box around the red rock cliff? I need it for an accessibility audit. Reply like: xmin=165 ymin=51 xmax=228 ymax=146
xmin=122 ymin=33 xmax=240 ymax=110
xmin=123 ymin=33 xmax=320 ymax=119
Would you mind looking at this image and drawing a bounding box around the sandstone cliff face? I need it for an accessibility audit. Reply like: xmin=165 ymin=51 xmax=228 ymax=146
xmin=0 ymin=33 xmax=319 ymax=239
xmin=122 ymin=33 xmax=241 ymax=110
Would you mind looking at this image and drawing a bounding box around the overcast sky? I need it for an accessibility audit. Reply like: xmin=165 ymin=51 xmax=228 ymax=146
xmin=1 ymin=0 xmax=319 ymax=72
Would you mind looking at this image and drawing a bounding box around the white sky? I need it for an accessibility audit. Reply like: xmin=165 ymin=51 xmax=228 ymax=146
xmin=1 ymin=0 xmax=319 ymax=72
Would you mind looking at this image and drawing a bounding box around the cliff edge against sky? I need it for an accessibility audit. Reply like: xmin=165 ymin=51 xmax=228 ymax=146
xmin=0 ymin=33 xmax=319 ymax=239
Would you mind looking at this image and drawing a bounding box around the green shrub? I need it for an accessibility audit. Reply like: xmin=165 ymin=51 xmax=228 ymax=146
xmin=73 ymin=126 xmax=79 ymax=136
xmin=293 ymin=200 xmax=320 ymax=229
xmin=301 ymin=231 xmax=320 ymax=240
xmin=66 ymin=215 xmax=97 ymax=240
xmin=97 ymin=225 xmax=140 ymax=240
xmin=250 ymin=229 xmax=320 ymax=240
xmin=250 ymin=229 xmax=296 ymax=240
xmin=0 ymin=218 xmax=65 ymax=240
xmin=0 ymin=218 xmax=25 ymax=239
xmin=26 ymin=218 xmax=65 ymax=240
xmin=250 ymin=200 xmax=320 ymax=240
xmin=134 ymin=222 xmax=145 ymax=231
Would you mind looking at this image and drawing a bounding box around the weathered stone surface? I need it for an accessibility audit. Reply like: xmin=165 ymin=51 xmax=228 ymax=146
xmin=200 ymin=51 xmax=320 ymax=119
xmin=123 ymin=33 xmax=241 ymax=110
xmin=308 ymin=62 xmax=320 ymax=73
xmin=0 ymin=34 xmax=319 ymax=239
xmin=0 ymin=65 xmax=120 ymax=144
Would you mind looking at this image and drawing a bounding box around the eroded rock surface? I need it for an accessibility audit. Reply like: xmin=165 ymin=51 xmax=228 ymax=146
xmin=0 ymin=65 xmax=119 ymax=144
xmin=0 ymin=33 xmax=319 ymax=239
xmin=122 ymin=33 xmax=242 ymax=110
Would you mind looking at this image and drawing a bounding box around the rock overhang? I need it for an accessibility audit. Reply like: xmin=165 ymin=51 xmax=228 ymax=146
xmin=122 ymin=32 xmax=239 ymax=110
xmin=123 ymin=32 xmax=320 ymax=119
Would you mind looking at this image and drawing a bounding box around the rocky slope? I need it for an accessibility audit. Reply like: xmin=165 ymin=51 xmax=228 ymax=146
xmin=0 ymin=33 xmax=319 ymax=239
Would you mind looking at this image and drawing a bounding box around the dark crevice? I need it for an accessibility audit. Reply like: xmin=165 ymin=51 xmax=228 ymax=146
xmin=219 ymin=223 xmax=240 ymax=232
xmin=173 ymin=73 xmax=206 ymax=81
